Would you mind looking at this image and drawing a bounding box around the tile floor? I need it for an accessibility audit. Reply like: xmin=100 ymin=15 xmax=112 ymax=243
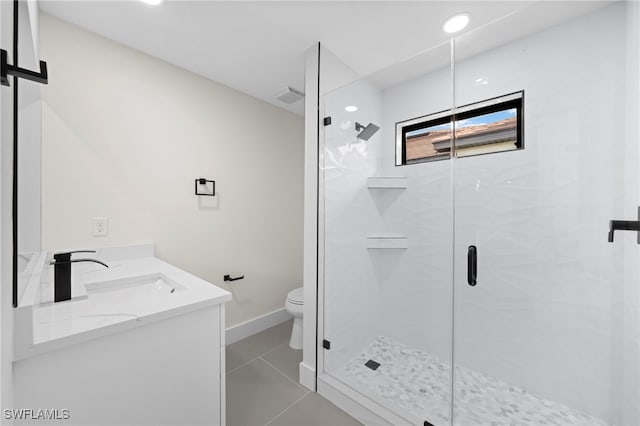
xmin=226 ymin=320 xmax=362 ymax=426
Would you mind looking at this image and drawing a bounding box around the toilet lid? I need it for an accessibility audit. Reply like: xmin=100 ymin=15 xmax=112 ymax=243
xmin=287 ymin=287 xmax=304 ymax=305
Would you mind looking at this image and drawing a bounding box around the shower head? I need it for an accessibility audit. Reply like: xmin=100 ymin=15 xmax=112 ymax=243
xmin=355 ymin=122 xmax=380 ymax=141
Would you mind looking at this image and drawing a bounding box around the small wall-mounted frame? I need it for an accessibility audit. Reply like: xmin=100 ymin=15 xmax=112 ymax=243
xmin=195 ymin=178 xmax=215 ymax=196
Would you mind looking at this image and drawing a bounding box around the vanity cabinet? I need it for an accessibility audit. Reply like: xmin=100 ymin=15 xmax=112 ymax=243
xmin=14 ymin=304 xmax=226 ymax=425
xmin=13 ymin=246 xmax=230 ymax=425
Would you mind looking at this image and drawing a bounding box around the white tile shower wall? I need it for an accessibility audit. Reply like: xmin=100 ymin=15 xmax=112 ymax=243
xmin=453 ymin=5 xmax=630 ymax=423
xmin=322 ymin=79 xmax=384 ymax=371
xmin=378 ymin=3 xmax=633 ymax=423
xmin=377 ymin=44 xmax=454 ymax=364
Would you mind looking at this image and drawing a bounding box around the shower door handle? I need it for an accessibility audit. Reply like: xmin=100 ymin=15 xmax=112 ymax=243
xmin=608 ymin=207 xmax=640 ymax=244
xmin=467 ymin=245 xmax=477 ymax=286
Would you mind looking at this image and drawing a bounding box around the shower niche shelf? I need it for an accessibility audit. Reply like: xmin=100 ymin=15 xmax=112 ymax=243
xmin=367 ymin=177 xmax=408 ymax=189
xmin=366 ymin=235 xmax=408 ymax=249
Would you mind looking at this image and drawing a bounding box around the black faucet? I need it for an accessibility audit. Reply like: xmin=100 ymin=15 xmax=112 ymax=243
xmin=50 ymin=250 xmax=109 ymax=302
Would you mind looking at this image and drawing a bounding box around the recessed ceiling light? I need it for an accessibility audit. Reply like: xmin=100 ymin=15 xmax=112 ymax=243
xmin=443 ymin=13 xmax=470 ymax=34
xmin=345 ymin=106 xmax=358 ymax=112
xmin=140 ymin=0 xmax=164 ymax=5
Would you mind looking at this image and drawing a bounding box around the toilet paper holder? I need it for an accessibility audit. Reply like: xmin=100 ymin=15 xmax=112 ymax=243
xmin=224 ymin=274 xmax=244 ymax=282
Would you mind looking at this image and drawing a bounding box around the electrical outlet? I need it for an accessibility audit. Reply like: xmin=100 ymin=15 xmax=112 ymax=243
xmin=93 ymin=217 xmax=108 ymax=237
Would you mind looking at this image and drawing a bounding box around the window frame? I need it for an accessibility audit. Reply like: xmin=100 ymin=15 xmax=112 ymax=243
xmin=395 ymin=91 xmax=524 ymax=166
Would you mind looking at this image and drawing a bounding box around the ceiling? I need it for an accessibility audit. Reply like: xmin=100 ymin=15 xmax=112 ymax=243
xmin=38 ymin=1 xmax=613 ymax=116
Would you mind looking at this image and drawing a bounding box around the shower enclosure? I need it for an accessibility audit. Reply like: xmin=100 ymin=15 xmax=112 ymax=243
xmin=317 ymin=3 xmax=640 ymax=425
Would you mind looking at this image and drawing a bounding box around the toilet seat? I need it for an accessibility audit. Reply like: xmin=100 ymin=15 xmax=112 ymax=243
xmin=286 ymin=287 xmax=303 ymax=305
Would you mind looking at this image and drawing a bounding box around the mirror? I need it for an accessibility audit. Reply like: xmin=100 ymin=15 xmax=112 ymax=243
xmin=15 ymin=0 xmax=43 ymax=306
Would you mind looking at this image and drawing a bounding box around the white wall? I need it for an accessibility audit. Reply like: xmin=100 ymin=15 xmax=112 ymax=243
xmin=39 ymin=14 xmax=304 ymax=328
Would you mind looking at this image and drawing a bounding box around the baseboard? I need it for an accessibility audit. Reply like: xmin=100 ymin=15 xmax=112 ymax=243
xmin=225 ymin=308 xmax=292 ymax=345
xmin=299 ymin=362 xmax=316 ymax=391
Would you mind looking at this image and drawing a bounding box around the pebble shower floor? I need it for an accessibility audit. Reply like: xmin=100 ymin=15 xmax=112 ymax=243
xmin=340 ymin=336 xmax=607 ymax=426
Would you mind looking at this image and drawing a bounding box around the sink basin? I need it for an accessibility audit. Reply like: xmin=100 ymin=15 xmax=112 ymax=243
xmin=85 ymin=273 xmax=185 ymax=308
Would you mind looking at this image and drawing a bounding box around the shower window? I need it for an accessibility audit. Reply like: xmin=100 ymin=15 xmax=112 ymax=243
xmin=396 ymin=91 xmax=524 ymax=165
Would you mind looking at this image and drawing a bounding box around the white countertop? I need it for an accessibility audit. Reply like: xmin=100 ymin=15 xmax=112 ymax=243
xmin=15 ymin=245 xmax=231 ymax=360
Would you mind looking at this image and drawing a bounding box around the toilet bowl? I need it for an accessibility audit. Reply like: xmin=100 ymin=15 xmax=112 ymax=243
xmin=285 ymin=287 xmax=303 ymax=350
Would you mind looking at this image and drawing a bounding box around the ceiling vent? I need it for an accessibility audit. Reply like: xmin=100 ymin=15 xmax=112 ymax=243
xmin=275 ymin=86 xmax=304 ymax=104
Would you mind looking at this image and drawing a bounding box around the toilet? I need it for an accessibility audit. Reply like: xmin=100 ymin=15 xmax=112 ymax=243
xmin=285 ymin=287 xmax=303 ymax=350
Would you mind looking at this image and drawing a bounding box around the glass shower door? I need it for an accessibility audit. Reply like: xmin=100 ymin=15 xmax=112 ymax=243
xmin=320 ymin=44 xmax=455 ymax=426
xmin=452 ymin=3 xmax=640 ymax=425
